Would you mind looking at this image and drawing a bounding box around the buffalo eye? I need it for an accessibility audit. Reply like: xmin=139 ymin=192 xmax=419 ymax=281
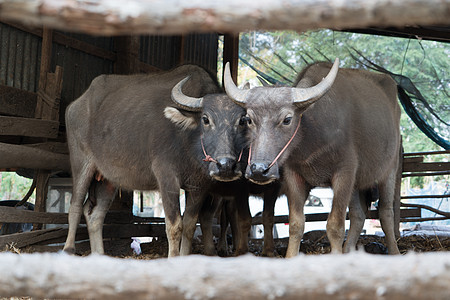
xmin=283 ymin=116 xmax=292 ymax=125
xmin=239 ymin=115 xmax=249 ymax=126
xmin=202 ymin=116 xmax=210 ymax=125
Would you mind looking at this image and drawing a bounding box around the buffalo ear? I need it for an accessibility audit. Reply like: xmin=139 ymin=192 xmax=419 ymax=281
xmin=164 ymin=107 xmax=198 ymax=130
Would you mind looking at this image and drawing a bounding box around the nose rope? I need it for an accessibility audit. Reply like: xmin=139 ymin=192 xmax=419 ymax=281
xmin=200 ymin=135 xmax=218 ymax=163
xmin=201 ymin=135 xmax=244 ymax=165
xmin=237 ymin=148 xmax=244 ymax=162
xmin=266 ymin=115 xmax=302 ymax=169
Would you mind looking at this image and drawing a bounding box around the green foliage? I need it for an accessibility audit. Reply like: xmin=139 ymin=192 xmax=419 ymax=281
xmin=0 ymin=172 xmax=35 ymax=203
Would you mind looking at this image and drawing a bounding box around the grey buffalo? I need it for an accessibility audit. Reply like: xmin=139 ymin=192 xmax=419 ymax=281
xmin=224 ymin=59 xmax=401 ymax=256
xmin=63 ymin=65 xmax=249 ymax=256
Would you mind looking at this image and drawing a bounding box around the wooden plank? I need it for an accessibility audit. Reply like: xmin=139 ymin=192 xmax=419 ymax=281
xmin=402 ymin=194 xmax=450 ymax=200
xmin=0 ymin=224 xmax=166 ymax=249
xmin=0 ymin=0 xmax=448 ymax=36
xmin=26 ymin=142 xmax=69 ymax=154
xmin=403 ymin=156 xmax=424 ymax=164
xmin=0 ymin=84 xmax=37 ymax=118
xmin=2 ymin=252 xmax=450 ymax=300
xmin=403 ymin=150 xmax=450 ymax=156
xmin=2 ymin=20 xmax=117 ymax=61
xmin=0 ymin=116 xmax=59 ymax=138
xmin=0 ymin=206 xmax=68 ymax=224
xmin=251 ymin=208 xmax=421 ymax=225
xmin=35 ymin=27 xmax=53 ymax=119
xmin=402 ymin=171 xmax=450 ymax=178
xmin=113 ymin=36 xmax=140 ymax=75
xmin=403 ymin=161 xmax=450 ymax=173
xmin=223 ymin=34 xmax=239 ymax=86
xmin=0 ymin=206 xmax=165 ymax=225
xmin=0 ymin=227 xmax=69 ymax=248
xmin=33 ymin=170 xmax=51 ymax=230
xmin=0 ymin=142 xmax=70 ymax=171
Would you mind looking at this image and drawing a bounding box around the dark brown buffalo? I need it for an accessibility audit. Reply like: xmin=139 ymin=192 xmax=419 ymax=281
xmin=224 ymin=59 xmax=401 ymax=256
xmin=64 ymin=65 xmax=249 ymax=256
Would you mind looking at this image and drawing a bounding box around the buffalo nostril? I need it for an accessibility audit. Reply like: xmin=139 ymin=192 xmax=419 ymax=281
xmin=250 ymin=162 xmax=269 ymax=175
xmin=217 ymin=158 xmax=236 ymax=171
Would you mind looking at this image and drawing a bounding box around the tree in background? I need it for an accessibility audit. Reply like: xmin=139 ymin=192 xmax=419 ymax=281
xmin=0 ymin=172 xmax=34 ymax=202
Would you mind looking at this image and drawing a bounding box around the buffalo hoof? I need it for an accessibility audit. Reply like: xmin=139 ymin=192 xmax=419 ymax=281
xmin=62 ymin=247 xmax=76 ymax=255
xmin=234 ymin=248 xmax=249 ymax=256
xmin=262 ymin=248 xmax=279 ymax=257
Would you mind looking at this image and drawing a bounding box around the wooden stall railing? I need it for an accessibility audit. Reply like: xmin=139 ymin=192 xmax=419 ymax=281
xmin=399 ymin=150 xmax=450 ymax=223
xmin=2 ymin=150 xmax=449 ymax=250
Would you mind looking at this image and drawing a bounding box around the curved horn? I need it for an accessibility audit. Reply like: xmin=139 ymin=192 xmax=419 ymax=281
xmin=223 ymin=62 xmax=249 ymax=107
xmin=171 ymin=76 xmax=203 ymax=112
xmin=293 ymin=58 xmax=340 ymax=107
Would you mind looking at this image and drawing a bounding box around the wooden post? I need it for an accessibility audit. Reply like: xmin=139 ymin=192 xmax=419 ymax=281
xmin=33 ymin=170 xmax=51 ymax=230
xmin=35 ymin=27 xmax=53 ymax=119
xmin=223 ymin=34 xmax=239 ymax=86
xmin=394 ymin=138 xmax=404 ymax=238
xmin=114 ymin=36 xmax=140 ymax=74
xmin=179 ymin=35 xmax=185 ymax=65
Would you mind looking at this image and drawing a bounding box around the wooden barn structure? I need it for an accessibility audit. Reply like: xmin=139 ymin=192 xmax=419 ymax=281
xmin=0 ymin=0 xmax=449 ymax=252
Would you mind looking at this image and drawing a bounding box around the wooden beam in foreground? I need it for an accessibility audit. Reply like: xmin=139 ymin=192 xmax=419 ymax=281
xmin=0 ymin=0 xmax=448 ymax=36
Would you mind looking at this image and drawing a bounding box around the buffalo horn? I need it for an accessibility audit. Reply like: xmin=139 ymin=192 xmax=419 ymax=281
xmin=293 ymin=58 xmax=340 ymax=107
xmin=224 ymin=62 xmax=249 ymax=107
xmin=171 ymin=76 xmax=203 ymax=112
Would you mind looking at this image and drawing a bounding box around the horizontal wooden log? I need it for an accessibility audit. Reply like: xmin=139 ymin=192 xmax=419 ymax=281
xmin=0 ymin=116 xmax=59 ymax=138
xmin=0 ymin=206 xmax=165 ymax=224
xmin=1 ymin=252 xmax=449 ymax=299
xmin=403 ymin=150 xmax=450 ymax=156
xmin=403 ymin=162 xmax=450 ymax=173
xmin=0 ymin=142 xmax=70 ymax=171
xmin=0 ymin=0 xmax=448 ymax=36
xmin=403 ymin=156 xmax=424 ymax=164
xmin=402 ymin=171 xmax=450 ymax=178
xmin=2 ymin=205 xmax=420 ymax=226
xmin=401 ymin=202 xmax=450 ymax=218
xmin=0 ymin=224 xmax=166 ymax=248
xmin=402 ymin=194 xmax=450 ymax=200
xmin=25 ymin=141 xmax=69 ymax=154
xmin=0 ymin=84 xmax=37 ymax=118
xmin=251 ymin=208 xmax=421 ymax=225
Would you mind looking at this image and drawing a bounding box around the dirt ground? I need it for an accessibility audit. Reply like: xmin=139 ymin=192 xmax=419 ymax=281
xmin=52 ymin=230 xmax=450 ymax=259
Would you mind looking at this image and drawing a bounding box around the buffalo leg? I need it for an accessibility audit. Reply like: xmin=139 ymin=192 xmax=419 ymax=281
xmin=180 ymin=190 xmax=206 ymax=256
xmin=344 ymin=190 xmax=369 ymax=253
xmin=217 ymin=200 xmax=230 ymax=256
xmin=199 ymin=195 xmax=221 ymax=256
xmin=227 ymin=197 xmax=239 ymax=253
xmin=156 ymin=169 xmax=183 ymax=257
xmin=378 ymin=168 xmax=401 ymax=255
xmin=285 ymin=170 xmax=310 ymax=258
xmin=327 ymin=168 xmax=356 ymax=254
xmin=63 ymin=162 xmax=95 ymax=254
xmin=262 ymin=187 xmax=279 ymax=257
xmin=83 ymin=180 xmax=116 ymax=255
xmin=234 ymin=191 xmax=251 ymax=256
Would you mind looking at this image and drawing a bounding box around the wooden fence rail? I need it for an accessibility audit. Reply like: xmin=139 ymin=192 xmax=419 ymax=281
xmin=1 ymin=252 xmax=449 ymax=299
xmin=0 ymin=151 xmax=448 ymax=249
xmin=0 ymin=0 xmax=449 ymax=36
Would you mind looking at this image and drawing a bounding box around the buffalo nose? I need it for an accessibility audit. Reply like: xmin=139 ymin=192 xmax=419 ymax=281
xmin=246 ymin=161 xmax=279 ymax=184
xmin=217 ymin=157 xmax=236 ymax=172
xmin=250 ymin=162 xmax=269 ymax=176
